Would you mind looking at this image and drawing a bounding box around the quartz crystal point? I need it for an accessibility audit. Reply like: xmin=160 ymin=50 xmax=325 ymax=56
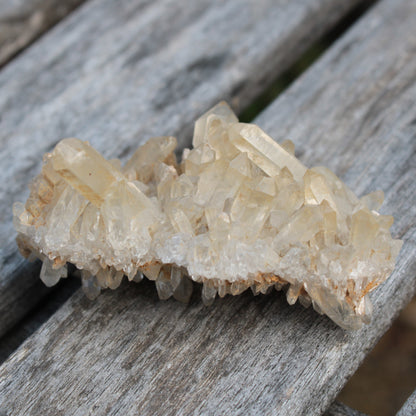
xmin=13 ymin=102 xmax=402 ymax=329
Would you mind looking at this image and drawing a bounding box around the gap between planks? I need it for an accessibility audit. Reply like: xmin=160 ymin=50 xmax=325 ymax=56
xmin=397 ymin=390 xmax=416 ymax=416
xmin=0 ymin=0 xmax=87 ymax=68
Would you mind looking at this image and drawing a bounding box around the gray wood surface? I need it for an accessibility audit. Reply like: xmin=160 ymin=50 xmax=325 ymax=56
xmin=0 ymin=0 xmax=366 ymax=338
xmin=1 ymin=0 xmax=415 ymax=414
xmin=0 ymin=277 xmax=80 ymax=364
xmin=397 ymin=390 xmax=416 ymax=416
xmin=325 ymin=402 xmax=366 ymax=416
xmin=0 ymin=0 xmax=86 ymax=67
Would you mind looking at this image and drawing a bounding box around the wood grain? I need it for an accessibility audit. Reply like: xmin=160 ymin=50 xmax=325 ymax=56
xmin=397 ymin=390 xmax=416 ymax=416
xmin=0 ymin=277 xmax=80 ymax=364
xmin=1 ymin=0 xmax=415 ymax=414
xmin=0 ymin=0 xmax=366 ymax=337
xmin=0 ymin=0 xmax=86 ymax=67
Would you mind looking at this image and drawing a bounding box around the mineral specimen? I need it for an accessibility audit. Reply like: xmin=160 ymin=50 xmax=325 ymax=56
xmin=13 ymin=102 xmax=402 ymax=330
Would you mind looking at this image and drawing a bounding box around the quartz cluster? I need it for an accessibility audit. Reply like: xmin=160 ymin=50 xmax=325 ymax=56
xmin=13 ymin=102 xmax=402 ymax=329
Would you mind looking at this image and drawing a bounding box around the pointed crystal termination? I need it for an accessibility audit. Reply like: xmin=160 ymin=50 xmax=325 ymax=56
xmin=13 ymin=102 xmax=402 ymax=330
xmin=229 ymin=123 xmax=307 ymax=181
xmin=51 ymin=138 xmax=125 ymax=207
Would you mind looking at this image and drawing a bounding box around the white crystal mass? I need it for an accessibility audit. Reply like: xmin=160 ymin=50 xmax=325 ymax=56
xmin=13 ymin=102 xmax=402 ymax=329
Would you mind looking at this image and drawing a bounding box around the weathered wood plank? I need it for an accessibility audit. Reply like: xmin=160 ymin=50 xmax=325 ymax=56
xmin=0 ymin=0 xmax=414 ymax=414
xmin=0 ymin=276 xmax=80 ymax=365
xmin=397 ymin=390 xmax=416 ymax=416
xmin=0 ymin=0 xmax=86 ymax=67
xmin=325 ymin=402 xmax=366 ymax=416
xmin=0 ymin=0 xmax=367 ymax=338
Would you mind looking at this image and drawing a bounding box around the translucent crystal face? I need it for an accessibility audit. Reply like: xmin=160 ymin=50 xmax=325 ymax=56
xmin=13 ymin=102 xmax=402 ymax=330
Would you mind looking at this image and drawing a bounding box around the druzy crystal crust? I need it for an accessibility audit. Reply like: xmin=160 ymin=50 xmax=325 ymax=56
xmin=13 ymin=102 xmax=402 ymax=329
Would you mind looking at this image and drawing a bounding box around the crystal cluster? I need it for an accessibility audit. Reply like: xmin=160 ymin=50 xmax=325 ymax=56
xmin=13 ymin=102 xmax=402 ymax=329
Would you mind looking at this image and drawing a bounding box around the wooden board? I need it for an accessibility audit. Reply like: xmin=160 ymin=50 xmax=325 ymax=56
xmin=397 ymin=390 xmax=416 ymax=416
xmin=0 ymin=278 xmax=80 ymax=364
xmin=0 ymin=0 xmax=366 ymax=337
xmin=0 ymin=0 xmax=86 ymax=67
xmin=1 ymin=0 xmax=415 ymax=414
